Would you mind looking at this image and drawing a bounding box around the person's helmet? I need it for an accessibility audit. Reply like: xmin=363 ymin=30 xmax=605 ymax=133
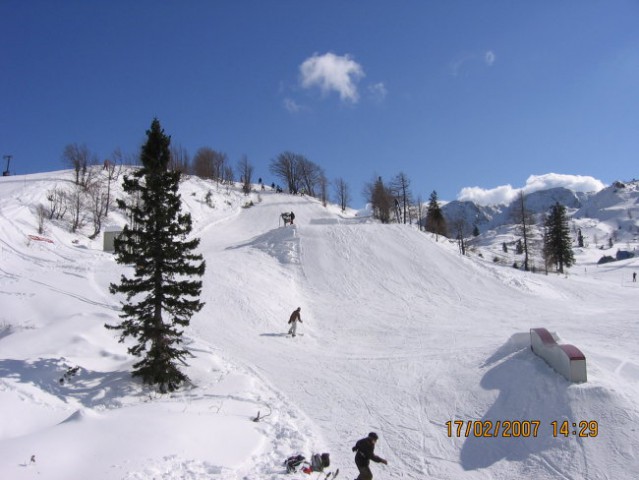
xmin=368 ymin=432 xmax=378 ymax=440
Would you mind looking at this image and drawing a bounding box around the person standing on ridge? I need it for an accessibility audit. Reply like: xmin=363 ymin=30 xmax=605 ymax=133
xmin=287 ymin=307 xmax=302 ymax=337
xmin=352 ymin=432 xmax=387 ymax=480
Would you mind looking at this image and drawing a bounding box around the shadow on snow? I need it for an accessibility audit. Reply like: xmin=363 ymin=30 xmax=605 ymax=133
xmin=0 ymin=357 xmax=144 ymax=408
xmin=461 ymin=332 xmax=576 ymax=471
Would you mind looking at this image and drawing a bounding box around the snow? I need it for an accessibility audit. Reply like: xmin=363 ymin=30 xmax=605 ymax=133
xmin=1 ymin=170 xmax=638 ymax=479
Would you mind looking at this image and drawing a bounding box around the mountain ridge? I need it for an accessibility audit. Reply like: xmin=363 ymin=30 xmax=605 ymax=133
xmin=442 ymin=179 xmax=639 ymax=244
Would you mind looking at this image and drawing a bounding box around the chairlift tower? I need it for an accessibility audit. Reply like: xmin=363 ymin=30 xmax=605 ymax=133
xmin=2 ymin=155 xmax=11 ymax=176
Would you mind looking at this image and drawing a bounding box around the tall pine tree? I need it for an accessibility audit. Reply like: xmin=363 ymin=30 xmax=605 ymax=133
xmin=543 ymin=202 xmax=575 ymax=274
xmin=425 ymin=190 xmax=448 ymax=238
xmin=107 ymin=118 xmax=205 ymax=393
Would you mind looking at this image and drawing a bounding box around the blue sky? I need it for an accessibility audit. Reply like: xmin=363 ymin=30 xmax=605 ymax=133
xmin=2 ymin=1 xmax=638 ymax=207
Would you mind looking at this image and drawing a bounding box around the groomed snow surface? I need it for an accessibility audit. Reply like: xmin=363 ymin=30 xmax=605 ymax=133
xmin=1 ymin=171 xmax=638 ymax=479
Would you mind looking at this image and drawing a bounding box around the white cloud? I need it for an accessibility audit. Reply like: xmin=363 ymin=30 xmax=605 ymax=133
xmin=449 ymin=55 xmax=473 ymax=77
xmin=283 ymin=97 xmax=303 ymax=113
xmin=522 ymin=173 xmax=606 ymax=195
xmin=457 ymin=173 xmax=606 ymax=206
xmin=450 ymin=50 xmax=496 ymax=76
xmin=299 ymin=52 xmax=365 ymax=103
xmin=368 ymin=82 xmax=387 ymax=102
xmin=458 ymin=184 xmax=518 ymax=206
xmin=485 ymin=50 xmax=496 ymax=66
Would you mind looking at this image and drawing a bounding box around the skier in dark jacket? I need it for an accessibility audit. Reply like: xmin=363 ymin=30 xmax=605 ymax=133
xmin=352 ymin=432 xmax=387 ymax=480
xmin=287 ymin=307 xmax=302 ymax=337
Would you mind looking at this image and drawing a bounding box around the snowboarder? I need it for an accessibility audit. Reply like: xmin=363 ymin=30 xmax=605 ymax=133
xmin=352 ymin=432 xmax=387 ymax=480
xmin=288 ymin=307 xmax=302 ymax=337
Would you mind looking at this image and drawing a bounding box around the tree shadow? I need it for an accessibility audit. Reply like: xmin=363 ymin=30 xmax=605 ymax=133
xmin=460 ymin=333 xmax=575 ymax=471
xmin=0 ymin=357 xmax=145 ymax=408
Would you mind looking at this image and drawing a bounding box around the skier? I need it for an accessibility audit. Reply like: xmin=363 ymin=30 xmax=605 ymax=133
xmin=290 ymin=211 xmax=295 ymax=225
xmin=288 ymin=307 xmax=302 ymax=337
xmin=633 ymin=272 xmax=637 ymax=282
xmin=352 ymin=432 xmax=387 ymax=480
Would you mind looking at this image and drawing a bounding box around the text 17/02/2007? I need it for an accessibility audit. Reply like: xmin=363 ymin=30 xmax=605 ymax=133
xmin=445 ymin=420 xmax=599 ymax=438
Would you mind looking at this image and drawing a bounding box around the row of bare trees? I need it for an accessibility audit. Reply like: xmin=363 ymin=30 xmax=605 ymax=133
xmin=364 ymin=173 xmax=423 ymax=226
xmin=269 ymin=152 xmax=324 ymax=197
xmin=159 ymin=145 xmax=260 ymax=197
xmin=38 ymin=144 xmax=125 ymax=237
xmin=57 ymin=140 xmax=383 ymax=233
xmin=269 ymin=151 xmax=340 ymax=208
xmin=191 ymin=147 xmax=235 ymax=184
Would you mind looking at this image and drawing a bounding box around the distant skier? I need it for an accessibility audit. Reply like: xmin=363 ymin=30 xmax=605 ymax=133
xmin=634 ymin=272 xmax=637 ymax=282
xmin=352 ymin=432 xmax=387 ymax=480
xmin=290 ymin=211 xmax=295 ymax=225
xmin=288 ymin=307 xmax=302 ymax=337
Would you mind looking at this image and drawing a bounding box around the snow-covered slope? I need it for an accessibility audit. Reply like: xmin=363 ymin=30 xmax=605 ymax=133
xmin=1 ymin=170 xmax=638 ymax=479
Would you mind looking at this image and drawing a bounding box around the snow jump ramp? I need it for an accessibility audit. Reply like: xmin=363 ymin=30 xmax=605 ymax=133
xmin=530 ymin=328 xmax=587 ymax=383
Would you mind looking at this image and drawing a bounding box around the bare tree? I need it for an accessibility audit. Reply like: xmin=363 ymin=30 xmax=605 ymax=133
xmin=298 ymin=157 xmax=324 ymax=197
xmin=87 ymin=179 xmax=109 ymax=239
xmin=67 ymin=181 xmax=87 ymax=233
xmin=270 ymin=151 xmax=323 ymax=196
xmin=450 ymin=215 xmax=470 ymax=255
xmin=36 ymin=204 xmax=47 ymax=234
xmin=512 ymin=191 xmax=535 ymax=271
xmin=169 ymin=144 xmax=190 ymax=174
xmin=46 ymin=187 xmax=68 ymax=220
xmin=212 ymin=151 xmax=228 ymax=183
xmin=222 ymin=164 xmax=235 ymax=185
xmin=192 ymin=147 xmax=228 ymax=182
xmin=270 ymin=151 xmax=301 ymax=193
xmin=238 ymin=155 xmax=254 ymax=195
xmin=318 ymin=174 xmax=329 ymax=207
xmin=334 ymin=177 xmax=351 ymax=212
xmin=62 ymin=143 xmax=97 ymax=187
xmin=416 ymin=194 xmax=424 ymax=231
xmin=192 ymin=147 xmax=215 ymax=179
xmin=390 ymin=172 xmax=413 ymax=224
xmin=103 ymin=149 xmax=124 ymax=217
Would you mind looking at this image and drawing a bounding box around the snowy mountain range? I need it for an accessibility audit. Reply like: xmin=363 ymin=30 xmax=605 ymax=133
xmin=443 ymin=180 xmax=639 ymax=243
xmin=1 ymin=169 xmax=638 ymax=480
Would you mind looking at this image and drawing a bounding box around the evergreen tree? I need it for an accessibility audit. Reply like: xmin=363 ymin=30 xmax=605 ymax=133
xmin=543 ymin=202 xmax=575 ymax=274
xmin=425 ymin=190 xmax=448 ymax=238
xmin=107 ymin=118 xmax=205 ymax=393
